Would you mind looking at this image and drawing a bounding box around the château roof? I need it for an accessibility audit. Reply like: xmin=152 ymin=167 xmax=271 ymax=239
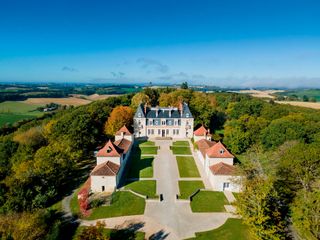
xmin=96 ymin=140 xmax=123 ymax=157
xmin=194 ymin=126 xmax=211 ymax=136
xmin=115 ymin=125 xmax=132 ymax=136
xmin=91 ymin=161 xmax=120 ymax=176
xmin=134 ymin=102 xmax=193 ymax=119
xmin=210 ymin=162 xmax=236 ymax=175
xmin=206 ymin=141 xmax=234 ymax=158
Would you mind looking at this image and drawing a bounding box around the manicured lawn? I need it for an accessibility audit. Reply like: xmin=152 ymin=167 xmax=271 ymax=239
xmin=176 ymin=156 xmax=200 ymax=177
xmin=171 ymin=146 xmax=192 ymax=155
xmin=124 ymin=180 xmax=157 ymax=198
xmin=179 ymin=181 xmax=204 ymax=199
xmin=139 ymin=141 xmax=155 ymax=146
xmin=86 ymin=191 xmax=145 ymax=220
xmin=70 ymin=188 xmax=81 ymax=216
xmin=127 ymin=154 xmax=154 ymax=178
xmin=173 ymin=141 xmax=189 ymax=146
xmin=191 ymin=191 xmax=228 ymax=212
xmin=73 ymin=226 xmax=145 ymax=240
xmin=189 ymin=218 xmax=249 ymax=240
xmin=139 ymin=146 xmax=158 ymax=155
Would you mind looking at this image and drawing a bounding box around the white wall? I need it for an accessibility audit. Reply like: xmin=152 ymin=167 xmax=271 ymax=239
xmin=97 ymin=156 xmax=121 ymax=165
xmin=115 ymin=134 xmax=133 ymax=142
xmin=209 ymin=175 xmax=241 ymax=192
xmin=91 ymin=176 xmax=116 ymax=192
xmin=196 ymin=150 xmax=205 ymax=166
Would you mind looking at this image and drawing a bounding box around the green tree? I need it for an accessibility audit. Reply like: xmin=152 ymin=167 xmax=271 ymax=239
xmin=130 ymin=92 xmax=150 ymax=109
xmin=181 ymin=81 xmax=188 ymax=89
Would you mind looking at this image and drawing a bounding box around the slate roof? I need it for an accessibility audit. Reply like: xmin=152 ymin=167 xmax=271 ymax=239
xmin=210 ymin=162 xmax=236 ymax=175
xmin=195 ymin=139 xmax=216 ymax=158
xmin=115 ymin=125 xmax=132 ymax=136
xmin=91 ymin=161 xmax=120 ymax=176
xmin=96 ymin=140 xmax=123 ymax=157
xmin=206 ymin=141 xmax=234 ymax=158
xmin=134 ymin=102 xmax=193 ymax=119
xmin=114 ymin=138 xmax=132 ymax=154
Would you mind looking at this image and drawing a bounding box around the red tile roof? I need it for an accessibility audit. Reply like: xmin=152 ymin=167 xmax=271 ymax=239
xmin=195 ymin=139 xmax=216 ymax=158
xmin=114 ymin=138 xmax=132 ymax=154
xmin=206 ymin=141 xmax=234 ymax=158
xmin=194 ymin=126 xmax=208 ymax=136
xmin=115 ymin=125 xmax=132 ymax=136
xmin=96 ymin=140 xmax=123 ymax=157
xmin=91 ymin=161 xmax=120 ymax=176
xmin=210 ymin=162 xmax=236 ymax=175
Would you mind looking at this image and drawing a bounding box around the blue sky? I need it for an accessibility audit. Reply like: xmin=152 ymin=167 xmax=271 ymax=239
xmin=1 ymin=0 xmax=320 ymax=87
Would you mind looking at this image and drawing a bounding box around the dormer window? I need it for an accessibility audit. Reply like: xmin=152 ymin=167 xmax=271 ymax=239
xmin=138 ymin=113 xmax=142 ymax=117
xmin=186 ymin=113 xmax=189 ymax=117
xmin=107 ymin=146 xmax=112 ymax=153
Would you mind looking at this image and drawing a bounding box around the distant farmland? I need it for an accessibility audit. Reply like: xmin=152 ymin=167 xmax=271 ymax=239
xmin=0 ymin=101 xmax=43 ymax=127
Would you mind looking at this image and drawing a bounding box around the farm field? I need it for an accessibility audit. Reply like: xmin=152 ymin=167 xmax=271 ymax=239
xmin=275 ymin=101 xmax=320 ymax=109
xmin=21 ymin=97 xmax=91 ymax=106
xmin=0 ymin=101 xmax=43 ymax=126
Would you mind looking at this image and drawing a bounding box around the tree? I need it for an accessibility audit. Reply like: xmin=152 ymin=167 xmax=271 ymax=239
xmin=104 ymin=106 xmax=134 ymax=135
xmin=181 ymin=81 xmax=188 ymax=89
xmin=76 ymin=221 xmax=107 ymax=240
xmin=236 ymin=174 xmax=286 ymax=239
xmin=130 ymin=92 xmax=150 ymax=109
xmin=143 ymin=88 xmax=159 ymax=106
xmin=291 ymin=189 xmax=320 ymax=240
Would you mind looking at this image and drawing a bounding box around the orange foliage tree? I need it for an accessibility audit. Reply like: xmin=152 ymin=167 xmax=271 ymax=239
xmin=104 ymin=106 xmax=134 ymax=135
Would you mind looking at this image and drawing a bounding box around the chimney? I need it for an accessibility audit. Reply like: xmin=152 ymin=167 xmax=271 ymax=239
xmin=144 ymin=103 xmax=147 ymax=114
xmin=179 ymin=102 xmax=183 ymax=116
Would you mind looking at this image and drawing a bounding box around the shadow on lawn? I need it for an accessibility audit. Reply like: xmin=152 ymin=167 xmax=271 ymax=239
xmin=112 ymin=222 xmax=145 ymax=240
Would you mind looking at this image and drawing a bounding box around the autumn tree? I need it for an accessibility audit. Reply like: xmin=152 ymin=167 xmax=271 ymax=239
xmin=104 ymin=106 xmax=134 ymax=135
xmin=76 ymin=221 xmax=108 ymax=240
xmin=131 ymin=92 xmax=150 ymax=109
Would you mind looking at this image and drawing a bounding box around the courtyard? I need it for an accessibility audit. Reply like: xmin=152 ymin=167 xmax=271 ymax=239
xmin=74 ymin=139 xmax=247 ymax=239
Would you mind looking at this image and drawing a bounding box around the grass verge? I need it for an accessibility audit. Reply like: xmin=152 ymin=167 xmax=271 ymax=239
xmin=178 ymin=181 xmax=204 ymax=199
xmin=171 ymin=146 xmax=192 ymax=155
xmin=172 ymin=141 xmax=189 ymax=146
xmin=176 ymin=156 xmax=200 ymax=177
xmin=127 ymin=155 xmax=154 ymax=178
xmin=124 ymin=180 xmax=157 ymax=198
xmin=191 ymin=191 xmax=228 ymax=212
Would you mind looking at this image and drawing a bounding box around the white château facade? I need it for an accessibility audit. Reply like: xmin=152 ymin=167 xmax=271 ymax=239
xmin=133 ymin=102 xmax=194 ymax=139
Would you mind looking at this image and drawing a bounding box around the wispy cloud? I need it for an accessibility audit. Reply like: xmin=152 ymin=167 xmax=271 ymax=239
xmin=61 ymin=66 xmax=78 ymax=72
xmin=136 ymin=58 xmax=169 ymax=73
xmin=110 ymin=71 xmax=125 ymax=78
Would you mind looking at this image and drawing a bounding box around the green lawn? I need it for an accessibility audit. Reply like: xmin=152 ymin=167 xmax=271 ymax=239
xmin=0 ymin=101 xmax=43 ymax=126
xmin=124 ymin=180 xmax=157 ymax=198
xmin=73 ymin=226 xmax=145 ymax=240
xmin=139 ymin=141 xmax=155 ymax=146
xmin=86 ymin=191 xmax=145 ymax=220
xmin=188 ymin=218 xmax=249 ymax=240
xmin=176 ymin=156 xmax=200 ymax=177
xmin=70 ymin=188 xmax=81 ymax=216
xmin=139 ymin=146 xmax=158 ymax=155
xmin=179 ymin=181 xmax=204 ymax=199
xmin=173 ymin=141 xmax=190 ymax=146
xmin=127 ymin=154 xmax=154 ymax=178
xmin=171 ymin=146 xmax=192 ymax=155
xmin=191 ymin=191 xmax=228 ymax=212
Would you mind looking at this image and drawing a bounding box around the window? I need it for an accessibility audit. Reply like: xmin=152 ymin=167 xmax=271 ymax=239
xmin=166 ymin=129 xmax=169 ymax=135
xmin=158 ymin=129 xmax=161 ymax=135
xmin=223 ymin=182 xmax=230 ymax=189
xmin=151 ymin=129 xmax=154 ymax=135
xmin=148 ymin=129 xmax=150 ymax=135
xmin=176 ymin=129 xmax=179 ymax=135
xmin=186 ymin=113 xmax=189 ymax=117
xmin=102 ymin=186 xmax=105 ymax=191
xmin=220 ymin=149 xmax=225 ymax=154
xmin=149 ymin=119 xmax=153 ymax=125
xmin=162 ymin=120 xmax=166 ymax=125
xmin=138 ymin=113 xmax=141 ymax=117
xmin=173 ymin=129 xmax=175 ymax=135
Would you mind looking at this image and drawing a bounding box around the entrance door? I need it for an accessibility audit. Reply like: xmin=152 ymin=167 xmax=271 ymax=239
xmin=102 ymin=186 xmax=105 ymax=192
xmin=162 ymin=129 xmax=165 ymax=137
